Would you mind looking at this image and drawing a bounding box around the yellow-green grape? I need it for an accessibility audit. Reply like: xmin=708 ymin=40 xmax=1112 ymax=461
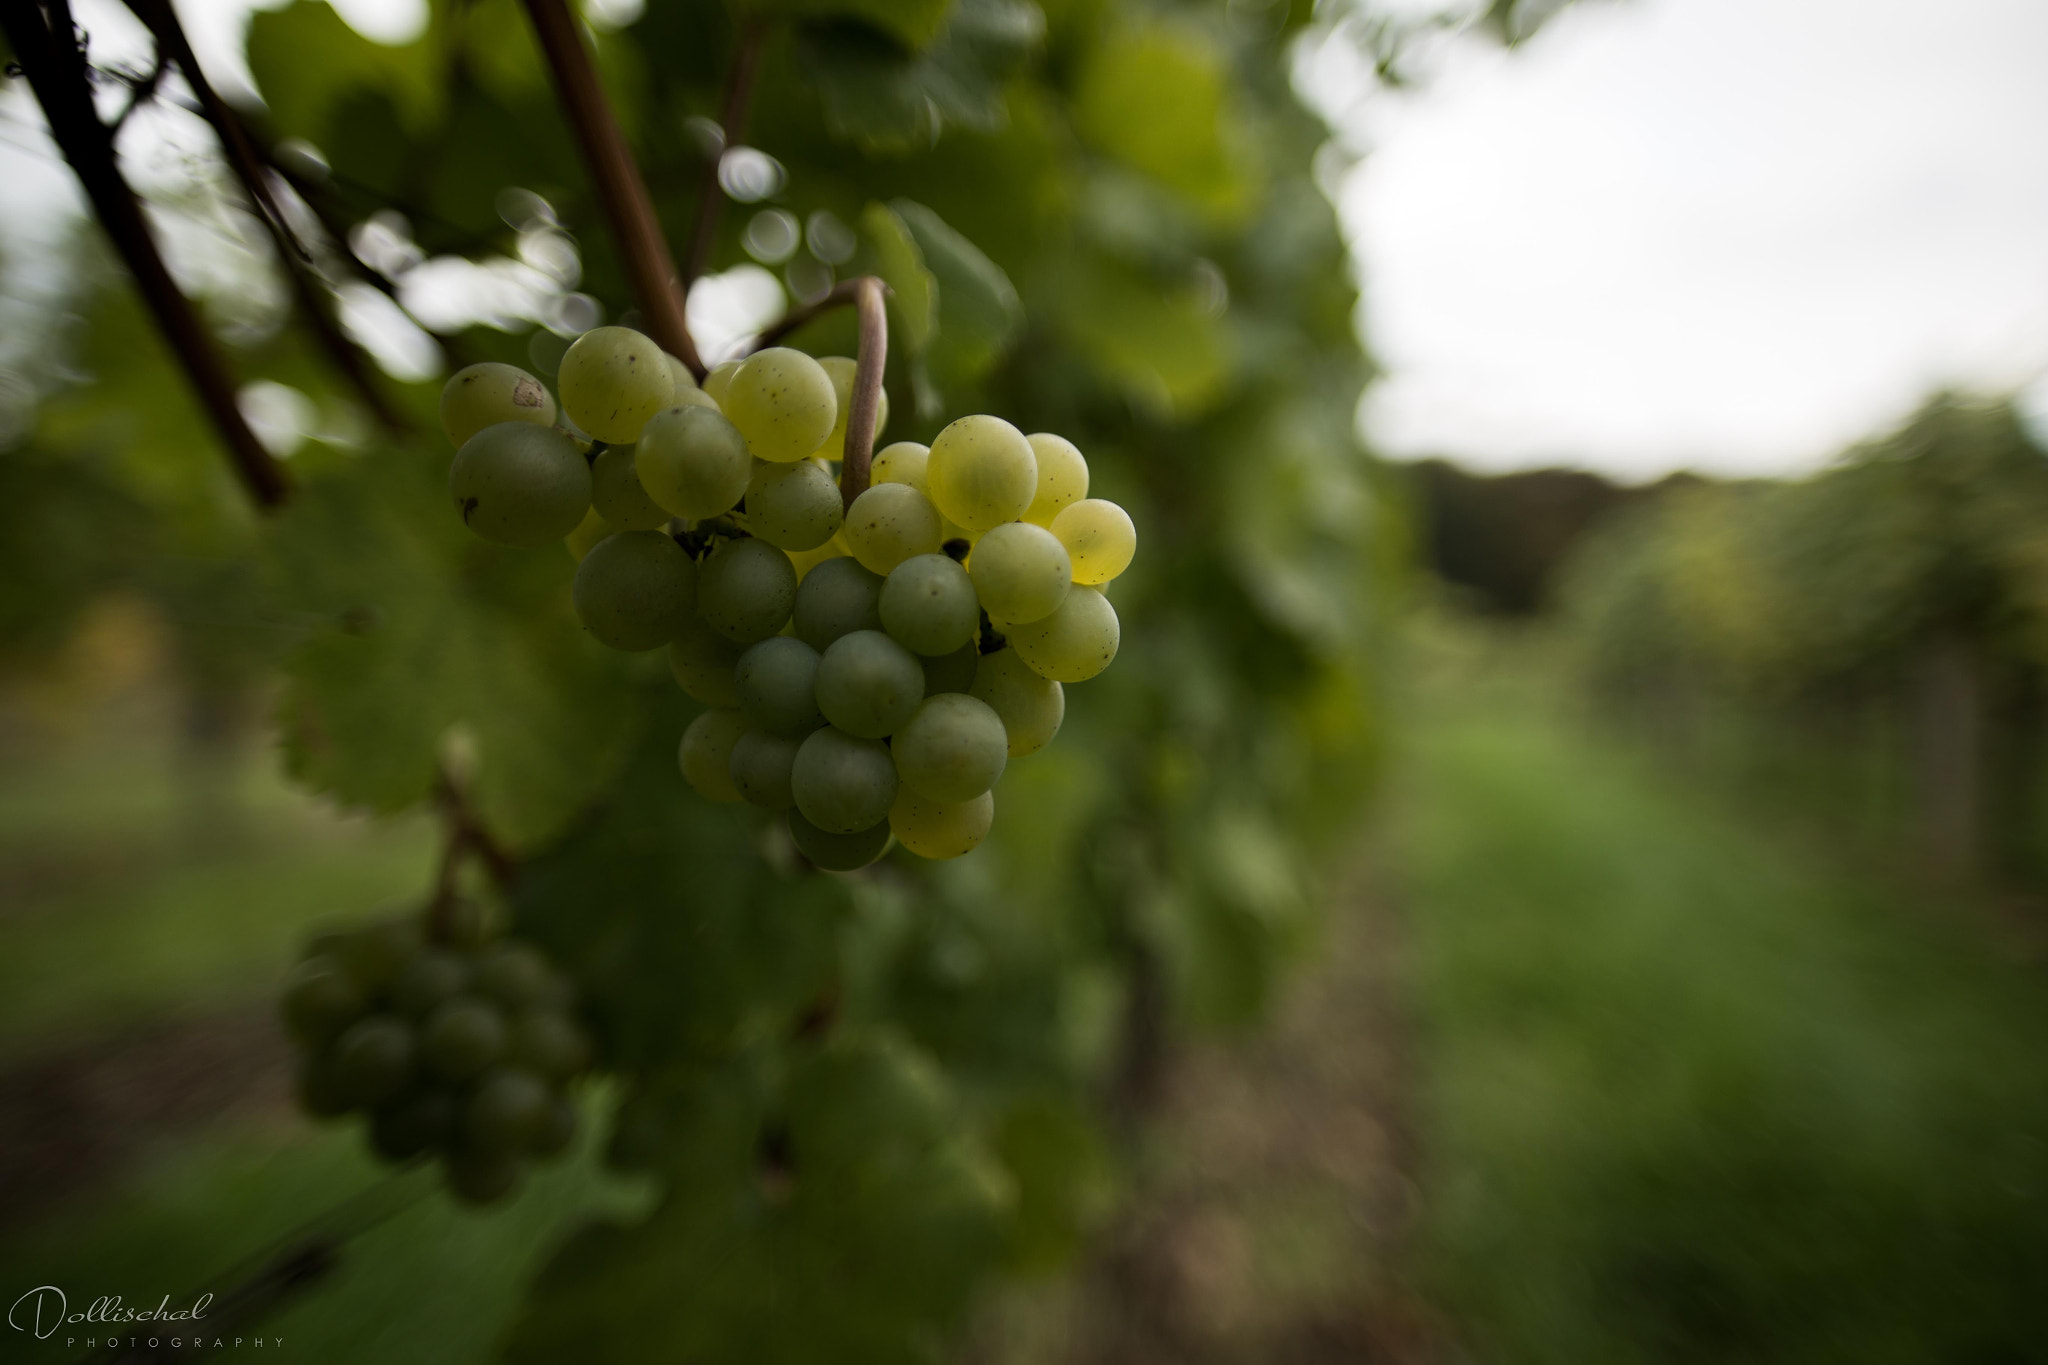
xmin=872 ymin=441 xmax=930 ymax=495
xmin=669 ymin=617 xmax=743 ymax=707
xmin=697 ymin=535 xmax=797 ymax=643
xmin=723 ymin=347 xmax=837 ymax=464
xmin=745 ymin=459 xmax=844 ymax=551
xmin=673 ymin=388 xmax=720 ymax=413
xmin=565 ymin=506 xmax=617 ymax=562
xmin=785 ymin=539 xmax=846 ymax=582
xmin=558 ymin=326 xmax=672 ymax=443
xmin=791 ymin=726 xmax=897 ymax=833
xmin=969 ymin=648 xmax=1063 ymax=756
xmin=891 ymin=693 xmax=1007 ymax=802
xmin=729 ymin=729 xmax=801 ymax=809
xmin=813 ymin=356 xmax=890 ymax=461
xmin=702 ymin=358 xmax=742 ymax=405
xmin=441 ymin=362 xmax=557 ymax=448
xmin=923 ymin=639 xmax=980 ymax=695
xmin=843 ymin=482 xmax=943 ymax=575
xmin=1007 ymin=585 xmax=1118 ymax=683
xmin=879 ymin=554 xmax=979 ymax=656
xmin=590 ymin=446 xmax=671 ymax=531
xmin=572 ymin=530 xmax=697 ymax=651
xmin=636 ymin=406 xmax=751 ymax=519
xmin=679 ymin=708 xmax=748 ymax=802
xmin=665 ymin=352 xmax=699 ymax=400
xmin=967 ymin=521 xmax=1071 ymax=625
xmin=926 ymin=415 xmax=1037 ymax=532
xmin=889 ymin=788 xmax=994 ymax=860
xmin=1051 ymin=498 xmax=1137 ymax=585
xmin=1023 ymin=433 xmax=1089 ymax=526
xmin=449 ymin=423 xmax=591 ymax=547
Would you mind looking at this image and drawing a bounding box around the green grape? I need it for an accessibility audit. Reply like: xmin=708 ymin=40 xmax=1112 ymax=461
xmin=391 ymin=949 xmax=471 ymax=1019
xmin=679 ymin=708 xmax=748 ymax=802
xmin=636 ymin=405 xmax=751 ymax=518
xmin=665 ymin=352 xmax=699 ymax=399
xmin=968 ymin=648 xmax=1064 ymax=756
xmin=844 ymin=483 xmax=943 ymax=575
xmin=871 ymin=441 xmax=929 ymax=494
xmin=890 ymin=693 xmax=1007 ymax=802
xmin=1023 ymin=432 xmax=1089 ymax=525
xmin=791 ymin=726 xmax=899 ymax=833
xmin=329 ymin=1014 xmax=418 ymax=1107
xmin=879 ymin=554 xmax=979 ymax=656
xmin=814 ymin=355 xmax=890 ymax=460
xmin=590 ymin=446 xmax=671 ymax=531
xmin=923 ymin=640 xmax=980 ymax=694
xmin=746 ymin=459 xmax=843 ymax=551
xmin=968 ymin=521 xmax=1071 ymax=625
xmin=508 ymin=1010 xmax=590 ymax=1081
xmin=793 ymin=555 xmax=884 ymax=651
xmin=729 ymin=729 xmax=802 ymax=809
xmin=815 ymin=630 xmax=924 ymax=738
xmin=473 ymin=942 xmax=555 ymax=1009
xmin=572 ymin=530 xmax=697 ymax=651
xmin=788 ymin=810 xmax=892 ymax=871
xmin=441 ymin=362 xmax=557 ymax=448
xmin=445 ymin=1150 xmax=523 ymax=1206
xmin=668 ymin=617 xmax=744 ymax=707
xmin=463 ymin=1067 xmax=552 ymax=1154
xmin=697 ymin=536 xmax=797 ymax=642
xmin=558 ymin=326 xmax=672 ymax=443
xmin=449 ymin=423 xmax=591 ymax=547
xmin=422 ymin=997 xmax=508 ymax=1081
xmin=735 ymin=636 xmax=824 ymax=735
xmin=1051 ymin=498 xmax=1137 ymax=584
xmin=889 ymin=788 xmax=995 ymax=860
xmin=565 ymin=506 xmax=617 ymax=562
xmin=926 ymin=414 xmax=1037 ymax=532
xmin=1007 ymin=585 xmax=1119 ymax=683
xmin=369 ymin=1088 xmax=456 ymax=1161
xmin=281 ymin=956 xmax=366 ymax=1041
xmin=723 ymin=347 xmax=837 ymax=463
xmin=530 ymin=1096 xmax=578 ymax=1160
xmin=329 ymin=919 xmax=423 ymax=989
xmin=702 ymin=358 xmax=742 ymax=405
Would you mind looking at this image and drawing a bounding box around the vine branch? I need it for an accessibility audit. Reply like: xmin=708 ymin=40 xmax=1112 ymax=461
xmin=681 ymin=17 xmax=767 ymax=291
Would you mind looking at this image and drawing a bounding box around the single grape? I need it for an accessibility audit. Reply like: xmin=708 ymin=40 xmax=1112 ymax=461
xmin=879 ymin=554 xmax=979 ymax=656
xmin=723 ymin=347 xmax=837 ymax=463
xmin=573 ymin=530 xmax=698 ymax=651
xmin=793 ymin=555 xmax=884 ymax=651
xmin=1006 ymin=585 xmax=1119 ymax=682
xmin=702 ymin=358 xmax=742 ymax=405
xmin=422 ymin=997 xmax=508 ymax=1081
xmin=330 ymin=1014 xmax=418 ymax=1107
xmin=330 ymin=919 xmax=423 ymax=989
xmin=815 ymin=630 xmax=924 ymax=738
xmin=445 ymin=1150 xmax=523 ymax=1206
xmin=668 ymin=617 xmax=744 ymax=707
xmin=565 ymin=507 xmax=617 ymax=562
xmin=665 ymin=352 xmax=699 ymax=399
xmin=968 ymin=648 xmax=1064 ymax=756
xmin=281 ymin=957 xmax=366 ymax=1042
xmin=791 ymin=727 xmax=898 ymax=834
xmin=636 ymin=405 xmax=751 ymax=518
xmin=697 ymin=536 xmax=798 ymax=643
xmin=679 ymin=708 xmax=749 ymax=802
xmin=968 ymin=521 xmax=1071 ymax=625
xmin=369 ymin=1088 xmax=456 ymax=1161
xmin=473 ymin=942 xmax=555 ymax=1010
xmin=926 ymin=414 xmax=1037 ymax=532
xmin=786 ymin=540 xmax=846 ymax=582
xmin=1023 ymin=433 xmax=1089 ymax=525
xmin=1051 ymin=498 xmax=1137 ymax=584
xmin=889 ymin=788 xmax=995 ymax=860
xmin=788 ymin=810 xmax=893 ymax=871
xmin=923 ymin=640 xmax=980 ymax=694
xmin=746 ymin=459 xmax=843 ymax=551
xmin=814 ymin=355 xmax=890 ymax=461
xmin=844 ymin=482 xmax=943 ymax=575
xmin=508 ymin=1010 xmax=591 ymax=1081
xmin=463 ymin=1067 xmax=553 ymax=1154
xmin=590 ymin=446 xmax=671 ymax=531
xmin=530 ymin=1095 xmax=578 ymax=1160
xmin=672 ymin=388 xmax=721 ymax=413
xmin=735 ymin=636 xmax=824 ymax=735
xmin=891 ymin=693 xmax=1007 ymax=802
xmin=558 ymin=326 xmax=671 ymax=443
xmin=441 ymin=362 xmax=557 ymax=448
xmin=729 ymin=729 xmax=802 ymax=809
xmin=391 ymin=949 xmax=472 ymax=1019
xmin=871 ymin=441 xmax=930 ymax=495
xmin=449 ymin=423 xmax=591 ymax=547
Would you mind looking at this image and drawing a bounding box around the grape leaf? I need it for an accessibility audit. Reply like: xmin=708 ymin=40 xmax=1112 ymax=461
xmin=245 ymin=0 xmax=445 ymax=143
xmin=745 ymin=0 xmax=956 ymax=52
xmin=1072 ymin=21 xmax=1257 ymax=219
xmin=856 ymin=202 xmax=939 ymax=354
xmin=890 ymin=200 xmax=1022 ymax=390
xmin=794 ymin=0 xmax=1045 ymax=151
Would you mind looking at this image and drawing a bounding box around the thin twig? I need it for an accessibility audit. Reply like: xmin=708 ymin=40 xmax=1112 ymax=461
xmin=840 ymin=276 xmax=886 ymax=510
xmin=519 ymin=0 xmax=701 ymax=376
xmin=681 ymin=17 xmax=767 ymax=292
xmin=106 ymin=46 xmax=164 ymax=132
xmin=753 ymin=275 xmax=867 ymax=348
xmin=0 ymin=0 xmax=291 ymax=509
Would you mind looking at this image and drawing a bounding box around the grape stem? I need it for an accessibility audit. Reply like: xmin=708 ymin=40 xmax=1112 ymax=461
xmin=681 ymin=16 xmax=769 ymax=292
xmin=428 ymin=768 xmax=517 ymax=941
xmin=748 ymin=276 xmax=891 ymax=510
xmin=520 ymin=0 xmax=704 ymax=377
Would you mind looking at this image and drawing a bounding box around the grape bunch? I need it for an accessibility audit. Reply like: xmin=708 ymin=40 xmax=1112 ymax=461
xmin=439 ymin=324 xmax=1138 ymax=869
xmin=281 ymin=907 xmax=592 ymax=1205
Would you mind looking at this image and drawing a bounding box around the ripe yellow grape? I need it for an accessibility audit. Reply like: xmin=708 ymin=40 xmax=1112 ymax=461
xmin=814 ymin=356 xmax=890 ymax=462
xmin=664 ymin=353 xmax=699 ymax=399
xmin=1007 ymin=585 xmax=1118 ymax=683
xmin=843 ymin=482 xmax=943 ymax=575
xmin=969 ymin=648 xmax=1063 ymax=756
xmin=926 ymin=415 xmax=1037 ymax=532
xmin=889 ymin=788 xmax=994 ymax=860
xmin=1050 ymin=498 xmax=1137 ymax=585
xmin=636 ymin=405 xmax=750 ymax=519
xmin=673 ymin=387 xmax=720 ymax=413
xmin=723 ymin=347 xmax=837 ymax=463
xmin=1023 ymin=433 xmax=1088 ymax=526
xmin=968 ymin=521 xmax=1071 ymax=624
xmin=702 ymin=359 xmax=742 ymax=405
xmin=441 ymin=362 xmax=557 ymax=448
xmin=558 ymin=326 xmax=672 ymax=443
xmin=871 ymin=441 xmax=929 ymax=495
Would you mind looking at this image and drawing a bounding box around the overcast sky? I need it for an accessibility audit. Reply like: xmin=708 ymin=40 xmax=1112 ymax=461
xmin=1321 ymin=0 xmax=2048 ymax=478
